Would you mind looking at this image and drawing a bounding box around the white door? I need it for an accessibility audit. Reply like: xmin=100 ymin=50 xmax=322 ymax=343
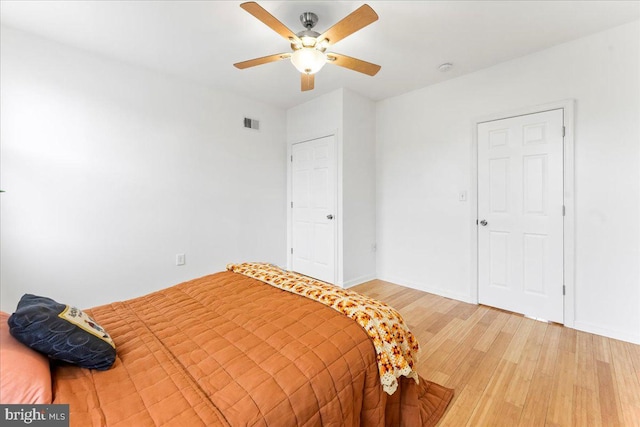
xmin=477 ymin=109 xmax=564 ymax=323
xmin=291 ymin=136 xmax=337 ymax=283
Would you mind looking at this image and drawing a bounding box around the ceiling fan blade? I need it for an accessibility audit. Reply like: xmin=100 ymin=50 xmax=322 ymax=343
xmin=234 ymin=53 xmax=291 ymax=69
xmin=240 ymin=2 xmax=301 ymax=43
xmin=326 ymin=53 xmax=381 ymax=76
xmin=301 ymin=74 xmax=315 ymax=91
xmin=317 ymin=4 xmax=378 ymax=46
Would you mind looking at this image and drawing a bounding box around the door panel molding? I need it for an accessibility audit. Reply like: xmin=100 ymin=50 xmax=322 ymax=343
xmin=470 ymin=99 xmax=575 ymax=327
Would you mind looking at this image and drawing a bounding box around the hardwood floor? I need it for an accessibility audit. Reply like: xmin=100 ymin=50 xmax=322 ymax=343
xmin=351 ymin=280 xmax=640 ymax=426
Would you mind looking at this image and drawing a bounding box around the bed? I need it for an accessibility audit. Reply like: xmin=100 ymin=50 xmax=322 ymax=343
xmin=2 ymin=263 xmax=453 ymax=426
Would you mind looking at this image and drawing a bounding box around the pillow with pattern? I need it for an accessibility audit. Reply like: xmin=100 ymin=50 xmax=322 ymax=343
xmin=8 ymin=294 xmax=116 ymax=370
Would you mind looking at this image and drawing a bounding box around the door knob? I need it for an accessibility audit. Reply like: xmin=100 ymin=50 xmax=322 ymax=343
xmin=479 ymin=219 xmax=488 ymax=226
xmin=327 ymin=214 xmax=334 ymax=220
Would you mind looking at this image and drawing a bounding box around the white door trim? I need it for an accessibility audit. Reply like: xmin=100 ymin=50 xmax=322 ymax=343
xmin=470 ymin=99 xmax=575 ymax=327
xmin=287 ymin=131 xmax=340 ymax=285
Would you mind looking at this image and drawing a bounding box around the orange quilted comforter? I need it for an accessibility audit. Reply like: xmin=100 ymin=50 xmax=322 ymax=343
xmin=52 ymin=271 xmax=452 ymax=426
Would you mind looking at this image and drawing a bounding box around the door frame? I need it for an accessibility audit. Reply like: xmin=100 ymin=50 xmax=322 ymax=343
xmin=286 ymin=131 xmax=340 ymax=285
xmin=470 ymin=99 xmax=575 ymax=327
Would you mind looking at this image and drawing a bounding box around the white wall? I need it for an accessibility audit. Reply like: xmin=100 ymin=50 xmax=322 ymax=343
xmin=0 ymin=27 xmax=287 ymax=312
xmin=376 ymin=21 xmax=640 ymax=343
xmin=287 ymin=88 xmax=376 ymax=287
xmin=342 ymin=90 xmax=376 ymax=286
xmin=286 ymin=89 xmax=343 ymax=144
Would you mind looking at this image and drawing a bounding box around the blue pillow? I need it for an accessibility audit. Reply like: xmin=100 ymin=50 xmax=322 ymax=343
xmin=8 ymin=294 xmax=116 ymax=371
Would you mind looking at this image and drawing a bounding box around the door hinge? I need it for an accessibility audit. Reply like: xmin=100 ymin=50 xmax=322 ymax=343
xmin=562 ymin=126 xmax=566 ymax=137
xmin=290 ymin=248 xmax=293 ymax=254
xmin=563 ymin=285 xmax=566 ymax=296
xmin=290 ymin=155 xmax=293 ymax=162
xmin=562 ymin=205 xmax=565 ymax=216
xmin=291 ymin=201 xmax=293 ymax=208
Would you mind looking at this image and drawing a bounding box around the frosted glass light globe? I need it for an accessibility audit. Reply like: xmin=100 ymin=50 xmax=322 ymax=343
xmin=291 ymin=48 xmax=327 ymax=75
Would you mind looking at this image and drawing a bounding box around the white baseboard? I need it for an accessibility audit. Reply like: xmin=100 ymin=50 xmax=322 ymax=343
xmin=573 ymin=321 xmax=640 ymax=345
xmin=342 ymin=274 xmax=377 ymax=289
xmin=377 ymin=275 xmax=475 ymax=304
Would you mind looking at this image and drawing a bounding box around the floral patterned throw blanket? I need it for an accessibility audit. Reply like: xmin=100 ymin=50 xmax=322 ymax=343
xmin=227 ymin=262 xmax=419 ymax=395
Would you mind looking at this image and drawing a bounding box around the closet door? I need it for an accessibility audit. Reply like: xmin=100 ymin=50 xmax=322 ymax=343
xmin=477 ymin=109 xmax=564 ymax=323
xmin=291 ymin=135 xmax=337 ymax=283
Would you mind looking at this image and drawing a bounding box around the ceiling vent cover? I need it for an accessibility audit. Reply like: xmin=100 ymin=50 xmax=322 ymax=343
xmin=244 ymin=117 xmax=260 ymax=130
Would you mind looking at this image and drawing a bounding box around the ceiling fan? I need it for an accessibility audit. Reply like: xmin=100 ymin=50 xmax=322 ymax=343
xmin=233 ymin=2 xmax=381 ymax=92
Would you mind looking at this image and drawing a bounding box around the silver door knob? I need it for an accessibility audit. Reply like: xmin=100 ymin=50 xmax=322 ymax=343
xmin=479 ymin=219 xmax=488 ymax=226
xmin=327 ymin=214 xmax=334 ymax=220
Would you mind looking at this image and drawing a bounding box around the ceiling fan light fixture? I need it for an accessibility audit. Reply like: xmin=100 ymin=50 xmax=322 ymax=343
xmin=300 ymin=35 xmax=317 ymax=48
xmin=291 ymin=47 xmax=327 ymax=74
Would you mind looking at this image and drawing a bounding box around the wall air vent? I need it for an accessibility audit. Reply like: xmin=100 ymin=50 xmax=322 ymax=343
xmin=244 ymin=117 xmax=260 ymax=130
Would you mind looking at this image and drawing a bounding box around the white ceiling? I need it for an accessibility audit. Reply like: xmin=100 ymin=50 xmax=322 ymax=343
xmin=1 ymin=1 xmax=639 ymax=109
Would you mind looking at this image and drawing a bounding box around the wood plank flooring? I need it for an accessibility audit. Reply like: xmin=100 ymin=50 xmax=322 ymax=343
xmin=351 ymin=280 xmax=640 ymax=426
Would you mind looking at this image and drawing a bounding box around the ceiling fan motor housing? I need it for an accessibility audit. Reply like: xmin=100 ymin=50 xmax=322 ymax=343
xmin=293 ymin=29 xmax=322 ymax=49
